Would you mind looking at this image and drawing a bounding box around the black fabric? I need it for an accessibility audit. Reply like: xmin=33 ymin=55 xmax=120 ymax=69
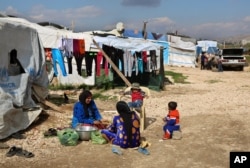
xmin=74 ymin=55 xmax=84 ymax=76
xmin=150 ymin=50 xmax=157 ymax=77
xmin=9 ymin=49 xmax=25 ymax=74
xmin=85 ymin=51 xmax=97 ymax=76
xmin=102 ymin=45 xmax=109 ymax=69
xmin=67 ymin=57 xmax=73 ymax=74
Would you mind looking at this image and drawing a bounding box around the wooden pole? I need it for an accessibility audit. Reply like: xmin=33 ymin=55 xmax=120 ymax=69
xmin=40 ymin=99 xmax=66 ymax=113
xmin=92 ymin=39 xmax=131 ymax=87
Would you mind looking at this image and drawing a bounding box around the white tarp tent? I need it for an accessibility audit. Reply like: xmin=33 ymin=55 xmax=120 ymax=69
xmin=197 ymin=40 xmax=217 ymax=52
xmin=167 ymin=35 xmax=196 ymax=68
xmin=0 ymin=16 xmax=95 ymax=86
xmin=0 ymin=17 xmax=49 ymax=139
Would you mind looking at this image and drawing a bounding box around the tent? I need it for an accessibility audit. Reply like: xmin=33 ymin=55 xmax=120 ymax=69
xmin=123 ymin=30 xmax=196 ymax=67
xmin=0 ymin=16 xmax=96 ymax=86
xmin=0 ymin=17 xmax=49 ymax=139
xmin=167 ymin=35 xmax=196 ymax=68
xmin=196 ymin=40 xmax=218 ymax=55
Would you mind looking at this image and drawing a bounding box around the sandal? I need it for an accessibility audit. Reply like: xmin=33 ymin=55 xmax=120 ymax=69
xmin=6 ymin=146 xmax=22 ymax=157
xmin=111 ymin=146 xmax=123 ymax=155
xmin=44 ymin=128 xmax=57 ymax=137
xmin=16 ymin=149 xmax=34 ymax=158
xmin=138 ymin=147 xmax=150 ymax=155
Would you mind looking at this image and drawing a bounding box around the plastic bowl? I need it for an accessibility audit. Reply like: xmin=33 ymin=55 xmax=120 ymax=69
xmin=75 ymin=125 xmax=97 ymax=141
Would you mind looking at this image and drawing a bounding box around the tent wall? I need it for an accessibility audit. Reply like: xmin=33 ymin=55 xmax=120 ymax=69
xmin=0 ymin=20 xmax=49 ymax=107
xmin=168 ymin=35 xmax=196 ymax=68
xmin=156 ymin=41 xmax=169 ymax=65
xmin=168 ymin=47 xmax=196 ymax=67
xmin=0 ymin=18 xmax=49 ymax=140
xmin=197 ymin=40 xmax=218 ymax=53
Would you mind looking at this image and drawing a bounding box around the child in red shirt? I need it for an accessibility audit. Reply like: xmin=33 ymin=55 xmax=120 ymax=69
xmin=162 ymin=101 xmax=180 ymax=140
xmin=125 ymin=83 xmax=145 ymax=108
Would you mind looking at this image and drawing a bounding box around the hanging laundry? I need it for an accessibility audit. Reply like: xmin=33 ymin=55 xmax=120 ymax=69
xmin=117 ymin=49 xmax=124 ymax=68
xmin=73 ymin=39 xmax=84 ymax=76
xmin=150 ymin=50 xmax=157 ymax=76
xmin=96 ymin=51 xmax=103 ymax=76
xmin=79 ymin=39 xmax=85 ymax=55
xmin=59 ymin=38 xmax=73 ymax=74
xmin=123 ymin=50 xmax=133 ymax=77
xmin=135 ymin=52 xmax=144 ymax=74
xmin=66 ymin=57 xmax=73 ymax=74
xmin=45 ymin=48 xmax=52 ymax=72
xmin=85 ymin=51 xmax=97 ymax=76
xmin=51 ymin=48 xmax=67 ymax=77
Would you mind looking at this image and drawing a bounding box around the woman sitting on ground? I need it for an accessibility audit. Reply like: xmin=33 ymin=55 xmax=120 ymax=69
xmin=71 ymin=90 xmax=107 ymax=129
xmin=101 ymin=101 xmax=141 ymax=148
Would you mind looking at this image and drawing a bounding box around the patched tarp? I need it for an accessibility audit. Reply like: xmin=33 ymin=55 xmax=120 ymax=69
xmin=0 ymin=18 xmax=49 ymax=139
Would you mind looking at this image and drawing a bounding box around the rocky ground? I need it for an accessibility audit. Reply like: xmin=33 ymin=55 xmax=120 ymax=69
xmin=1 ymin=66 xmax=250 ymax=168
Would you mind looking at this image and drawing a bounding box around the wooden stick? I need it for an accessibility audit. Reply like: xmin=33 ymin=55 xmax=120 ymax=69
xmin=40 ymin=99 xmax=66 ymax=113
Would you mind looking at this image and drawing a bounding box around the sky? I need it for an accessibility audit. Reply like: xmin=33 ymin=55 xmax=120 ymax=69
xmin=1 ymin=0 xmax=250 ymax=40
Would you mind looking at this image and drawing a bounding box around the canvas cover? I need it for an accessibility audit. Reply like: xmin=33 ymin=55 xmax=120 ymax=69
xmin=168 ymin=35 xmax=196 ymax=68
xmin=197 ymin=40 xmax=218 ymax=52
xmin=93 ymin=35 xmax=163 ymax=52
xmin=0 ymin=18 xmax=49 ymax=139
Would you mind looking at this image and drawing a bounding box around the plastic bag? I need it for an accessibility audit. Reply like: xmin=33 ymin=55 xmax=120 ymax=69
xmin=57 ymin=128 xmax=79 ymax=146
xmin=91 ymin=130 xmax=107 ymax=144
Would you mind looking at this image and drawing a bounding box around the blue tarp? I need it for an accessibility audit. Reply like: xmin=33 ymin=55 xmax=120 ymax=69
xmin=196 ymin=46 xmax=218 ymax=56
xmin=123 ymin=29 xmax=167 ymax=42
xmin=156 ymin=42 xmax=169 ymax=64
xmin=207 ymin=47 xmax=218 ymax=54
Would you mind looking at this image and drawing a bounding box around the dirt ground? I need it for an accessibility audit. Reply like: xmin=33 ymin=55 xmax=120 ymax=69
xmin=1 ymin=66 xmax=250 ymax=168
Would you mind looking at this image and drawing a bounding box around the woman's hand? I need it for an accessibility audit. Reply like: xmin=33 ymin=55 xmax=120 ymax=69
xmin=93 ymin=120 xmax=102 ymax=125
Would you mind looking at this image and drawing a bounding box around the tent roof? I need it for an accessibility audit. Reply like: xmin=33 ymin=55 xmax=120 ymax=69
xmin=0 ymin=16 xmax=93 ymax=49
xmin=93 ymin=35 xmax=163 ymax=51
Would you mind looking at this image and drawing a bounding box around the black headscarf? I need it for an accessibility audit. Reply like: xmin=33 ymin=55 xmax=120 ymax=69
xmin=116 ymin=101 xmax=133 ymax=146
xmin=79 ymin=90 xmax=93 ymax=118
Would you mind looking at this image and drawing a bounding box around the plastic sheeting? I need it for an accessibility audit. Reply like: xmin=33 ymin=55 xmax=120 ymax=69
xmin=0 ymin=18 xmax=48 ymax=139
xmin=168 ymin=35 xmax=196 ymax=68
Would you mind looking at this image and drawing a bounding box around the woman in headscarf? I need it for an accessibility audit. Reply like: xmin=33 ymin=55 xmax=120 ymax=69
xmin=101 ymin=101 xmax=140 ymax=148
xmin=72 ymin=90 xmax=106 ymax=129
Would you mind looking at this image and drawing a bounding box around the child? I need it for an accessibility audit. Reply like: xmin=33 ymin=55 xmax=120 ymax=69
xmin=125 ymin=83 xmax=146 ymax=109
xmin=162 ymin=101 xmax=180 ymax=140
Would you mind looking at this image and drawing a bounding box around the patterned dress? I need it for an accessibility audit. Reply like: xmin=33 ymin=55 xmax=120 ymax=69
xmin=101 ymin=111 xmax=140 ymax=148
